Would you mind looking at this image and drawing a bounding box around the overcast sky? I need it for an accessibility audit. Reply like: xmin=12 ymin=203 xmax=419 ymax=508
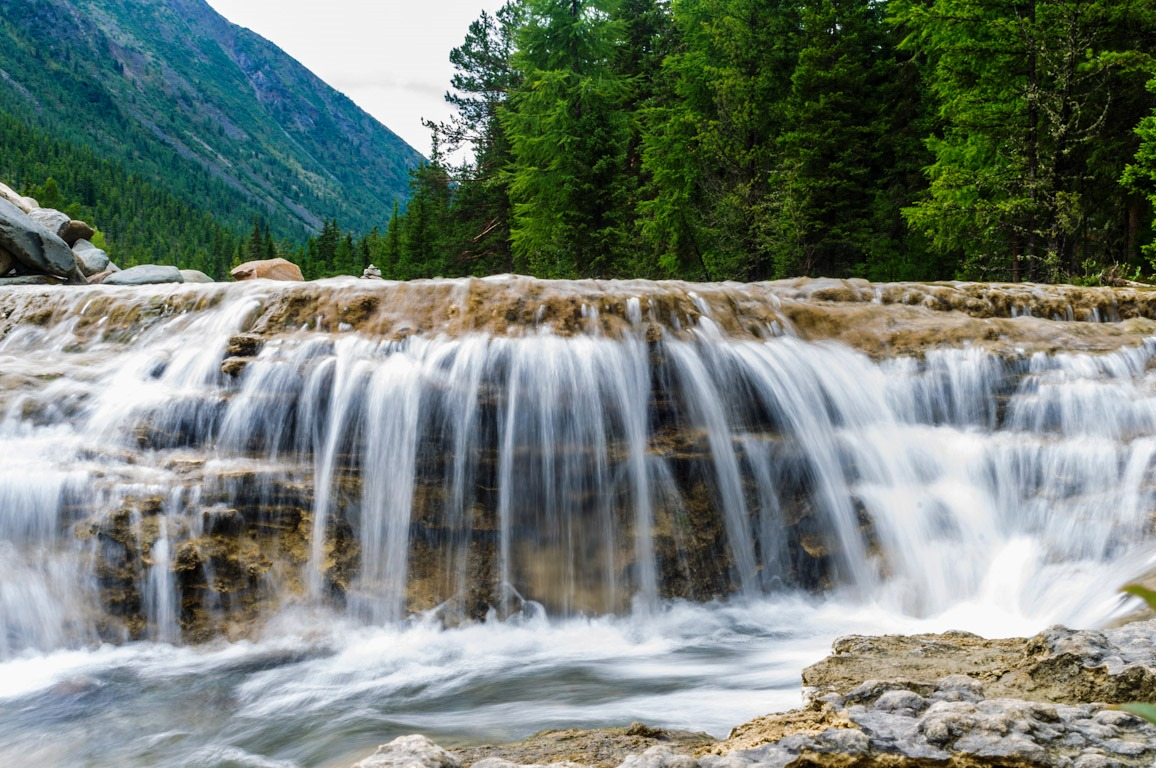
xmin=204 ymin=1 xmax=506 ymax=158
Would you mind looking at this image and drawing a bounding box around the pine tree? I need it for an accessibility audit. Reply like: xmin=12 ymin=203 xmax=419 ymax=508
xmin=503 ymin=0 xmax=634 ymax=278
xmin=765 ymin=0 xmax=903 ymax=279
xmin=436 ymin=3 xmax=522 ymax=275
xmin=398 ymin=154 xmax=452 ymax=279
xmin=640 ymin=0 xmax=801 ymax=280
xmin=894 ymin=0 xmax=1156 ymax=281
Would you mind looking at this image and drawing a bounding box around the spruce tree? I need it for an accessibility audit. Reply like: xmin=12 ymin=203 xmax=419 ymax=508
xmin=894 ymin=0 xmax=1156 ymax=281
xmin=503 ymin=0 xmax=634 ymax=278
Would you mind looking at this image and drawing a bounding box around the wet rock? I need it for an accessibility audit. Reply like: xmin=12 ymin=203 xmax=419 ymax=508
xmin=353 ymin=735 xmax=461 ymax=768
xmin=618 ymin=746 xmax=698 ymax=768
xmin=804 ymin=623 xmax=1156 ymax=706
xmin=72 ymin=238 xmax=111 ymax=277
xmin=202 ymin=507 xmax=245 ymax=537
xmin=704 ymin=623 xmax=1156 ymax=768
xmin=103 ymin=265 xmax=185 ymax=286
xmin=225 ymin=332 xmax=264 ymax=357
xmin=220 ymin=356 xmax=253 ymax=377
xmin=0 ymin=197 xmax=85 ymax=282
xmin=0 ymin=244 xmax=13 ymax=275
xmin=230 ymin=257 xmax=304 ymax=282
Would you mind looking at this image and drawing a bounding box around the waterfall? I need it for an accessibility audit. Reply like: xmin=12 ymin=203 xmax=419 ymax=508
xmin=2 ymin=277 xmax=1156 ymax=656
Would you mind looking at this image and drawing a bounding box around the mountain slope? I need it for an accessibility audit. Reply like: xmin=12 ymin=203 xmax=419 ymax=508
xmin=0 ymin=0 xmax=423 ymax=237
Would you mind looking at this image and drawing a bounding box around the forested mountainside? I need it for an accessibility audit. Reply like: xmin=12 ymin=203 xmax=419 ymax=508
xmin=0 ymin=0 xmax=422 ymax=272
xmin=361 ymin=0 xmax=1156 ymax=285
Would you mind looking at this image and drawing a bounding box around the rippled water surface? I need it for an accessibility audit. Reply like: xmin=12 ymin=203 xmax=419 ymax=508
xmin=0 ymin=586 xmax=1142 ymax=768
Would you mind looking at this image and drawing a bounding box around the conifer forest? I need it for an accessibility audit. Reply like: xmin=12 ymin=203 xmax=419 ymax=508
xmin=8 ymin=0 xmax=1156 ymax=284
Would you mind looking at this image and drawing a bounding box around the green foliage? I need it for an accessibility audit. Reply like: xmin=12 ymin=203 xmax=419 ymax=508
xmin=503 ymin=0 xmax=635 ymax=278
xmin=1112 ymin=702 xmax=1156 ymax=726
xmin=335 ymin=0 xmax=1156 ymax=284
xmin=1122 ymin=76 xmax=1156 ymax=268
xmin=10 ymin=0 xmax=1156 ymax=285
xmin=1122 ymin=583 xmax=1156 ymax=612
xmin=0 ymin=0 xmax=421 ymax=242
xmin=893 ymin=0 xmax=1156 ymax=282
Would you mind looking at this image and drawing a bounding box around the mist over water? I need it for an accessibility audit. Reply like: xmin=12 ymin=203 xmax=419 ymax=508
xmin=1 ymin=278 xmax=1155 ymax=766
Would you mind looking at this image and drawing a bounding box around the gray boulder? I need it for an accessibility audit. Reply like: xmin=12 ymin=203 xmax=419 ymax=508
xmin=179 ymin=269 xmax=215 ymax=284
xmin=0 ymin=198 xmax=84 ymax=283
xmin=102 ymin=264 xmax=185 ymax=286
xmin=72 ymin=239 xmax=111 ymax=277
xmin=28 ymin=208 xmax=95 ymax=246
xmin=29 ymin=208 xmax=71 ymax=238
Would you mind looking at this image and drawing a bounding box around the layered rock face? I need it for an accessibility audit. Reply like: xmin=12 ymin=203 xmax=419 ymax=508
xmin=2 ymin=277 xmax=1156 ymax=648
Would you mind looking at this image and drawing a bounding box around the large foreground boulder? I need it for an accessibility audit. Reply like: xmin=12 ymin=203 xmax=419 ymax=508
xmin=103 ymin=264 xmax=184 ymax=286
xmin=231 ymin=257 xmax=304 ymax=282
xmin=0 ymin=198 xmax=85 ymax=283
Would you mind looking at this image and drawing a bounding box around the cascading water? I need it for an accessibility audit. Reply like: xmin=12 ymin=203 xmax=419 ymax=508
xmin=2 ymin=276 xmax=1156 ymax=767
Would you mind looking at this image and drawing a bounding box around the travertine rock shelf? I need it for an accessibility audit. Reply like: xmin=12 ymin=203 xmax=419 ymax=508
xmin=3 ymin=275 xmax=1156 ymax=355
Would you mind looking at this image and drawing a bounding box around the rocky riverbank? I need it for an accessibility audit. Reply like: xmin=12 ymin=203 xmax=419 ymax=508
xmin=0 ymin=179 xmax=310 ymax=285
xmin=352 ymin=621 xmax=1156 ymax=768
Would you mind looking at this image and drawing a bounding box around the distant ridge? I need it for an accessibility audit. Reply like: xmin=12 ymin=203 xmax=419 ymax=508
xmin=0 ymin=0 xmax=424 ymax=238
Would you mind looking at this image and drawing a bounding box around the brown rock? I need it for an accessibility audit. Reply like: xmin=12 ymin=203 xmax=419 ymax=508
xmin=0 ymin=244 xmax=14 ymax=276
xmin=87 ymin=269 xmax=115 ymax=284
xmin=802 ymin=622 xmax=1156 ymax=708
xmin=230 ymin=257 xmax=304 ymax=282
xmin=60 ymin=220 xmax=96 ymax=246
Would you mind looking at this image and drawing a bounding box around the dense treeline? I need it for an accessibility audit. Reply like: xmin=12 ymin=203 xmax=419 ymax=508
xmin=9 ymin=0 xmax=1156 ymax=285
xmin=0 ymin=113 xmax=246 ymax=277
xmin=345 ymin=0 xmax=1156 ymax=284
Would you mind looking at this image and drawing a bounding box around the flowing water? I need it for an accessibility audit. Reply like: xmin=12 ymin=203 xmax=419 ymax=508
xmin=2 ymin=277 xmax=1156 ymax=767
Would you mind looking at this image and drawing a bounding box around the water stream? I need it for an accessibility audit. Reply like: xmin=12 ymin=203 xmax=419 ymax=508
xmin=1 ymin=277 xmax=1155 ymax=766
